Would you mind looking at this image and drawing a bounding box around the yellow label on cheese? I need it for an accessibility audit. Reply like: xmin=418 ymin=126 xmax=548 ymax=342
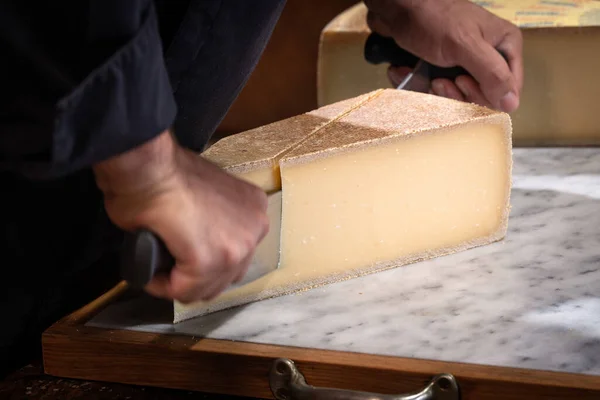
xmin=471 ymin=0 xmax=600 ymax=27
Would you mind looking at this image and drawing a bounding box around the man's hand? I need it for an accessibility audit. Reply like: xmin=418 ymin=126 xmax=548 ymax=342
xmin=93 ymin=130 xmax=269 ymax=304
xmin=364 ymin=0 xmax=523 ymax=113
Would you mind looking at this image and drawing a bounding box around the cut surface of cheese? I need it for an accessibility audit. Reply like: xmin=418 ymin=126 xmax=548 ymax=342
xmin=279 ymin=89 xmax=511 ymax=277
xmin=174 ymin=89 xmax=512 ymax=323
xmin=317 ymin=1 xmax=600 ymax=146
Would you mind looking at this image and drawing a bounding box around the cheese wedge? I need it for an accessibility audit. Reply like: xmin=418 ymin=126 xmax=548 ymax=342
xmin=174 ymin=89 xmax=512 ymax=323
xmin=317 ymin=0 xmax=600 ymax=146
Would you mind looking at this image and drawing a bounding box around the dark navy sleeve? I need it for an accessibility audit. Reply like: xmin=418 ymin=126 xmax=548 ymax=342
xmin=0 ymin=0 xmax=177 ymax=179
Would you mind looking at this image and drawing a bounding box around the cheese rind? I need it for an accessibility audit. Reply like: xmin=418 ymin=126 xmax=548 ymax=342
xmin=202 ymin=114 xmax=326 ymax=191
xmin=201 ymin=90 xmax=382 ymax=192
xmin=317 ymin=1 xmax=600 ymax=146
xmin=175 ymin=89 xmax=512 ymax=323
xmin=284 ymin=88 xmax=499 ymax=163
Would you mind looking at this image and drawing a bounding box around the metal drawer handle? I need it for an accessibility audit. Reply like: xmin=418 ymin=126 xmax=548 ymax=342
xmin=269 ymin=358 xmax=460 ymax=400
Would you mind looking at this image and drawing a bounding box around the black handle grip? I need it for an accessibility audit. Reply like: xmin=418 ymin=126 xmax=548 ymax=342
xmin=120 ymin=229 xmax=175 ymax=290
xmin=364 ymin=33 xmax=420 ymax=68
xmin=364 ymin=32 xmax=507 ymax=81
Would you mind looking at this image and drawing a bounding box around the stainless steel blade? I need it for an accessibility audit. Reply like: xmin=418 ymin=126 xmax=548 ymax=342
xmin=224 ymin=190 xmax=282 ymax=291
xmin=396 ymin=59 xmax=432 ymax=93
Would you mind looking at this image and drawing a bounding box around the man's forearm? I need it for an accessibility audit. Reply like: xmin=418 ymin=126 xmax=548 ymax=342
xmin=93 ymin=130 xmax=178 ymax=198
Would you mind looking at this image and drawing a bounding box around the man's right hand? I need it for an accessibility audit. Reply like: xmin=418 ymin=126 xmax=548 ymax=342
xmin=365 ymin=0 xmax=523 ymax=113
xmin=93 ymin=130 xmax=269 ymax=304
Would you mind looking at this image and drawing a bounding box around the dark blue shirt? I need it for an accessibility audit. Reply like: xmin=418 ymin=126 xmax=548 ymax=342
xmin=0 ymin=0 xmax=286 ymax=376
xmin=0 ymin=0 xmax=286 ymax=178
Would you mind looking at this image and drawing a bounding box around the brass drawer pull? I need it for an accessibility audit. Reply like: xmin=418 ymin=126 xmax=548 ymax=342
xmin=270 ymin=358 xmax=460 ymax=400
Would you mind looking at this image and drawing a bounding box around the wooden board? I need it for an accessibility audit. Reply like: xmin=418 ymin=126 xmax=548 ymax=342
xmin=42 ymin=282 xmax=600 ymax=399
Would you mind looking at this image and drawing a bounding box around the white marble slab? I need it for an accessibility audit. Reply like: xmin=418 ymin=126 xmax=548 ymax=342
xmin=88 ymin=148 xmax=600 ymax=376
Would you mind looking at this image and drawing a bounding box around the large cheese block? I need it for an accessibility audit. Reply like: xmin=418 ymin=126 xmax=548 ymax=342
xmin=317 ymin=0 xmax=600 ymax=146
xmin=175 ymin=88 xmax=513 ymax=323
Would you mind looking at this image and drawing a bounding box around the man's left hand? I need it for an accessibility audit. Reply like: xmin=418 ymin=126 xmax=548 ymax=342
xmin=364 ymin=0 xmax=523 ymax=113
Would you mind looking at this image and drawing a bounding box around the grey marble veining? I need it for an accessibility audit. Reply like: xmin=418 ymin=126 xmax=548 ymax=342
xmin=88 ymin=148 xmax=600 ymax=376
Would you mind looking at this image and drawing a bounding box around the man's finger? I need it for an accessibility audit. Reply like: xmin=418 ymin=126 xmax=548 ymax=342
xmin=167 ymin=266 xmax=215 ymax=303
xmin=144 ymin=274 xmax=172 ymax=300
xmin=387 ymin=66 xmax=412 ymax=87
xmin=203 ymin=256 xmax=253 ymax=301
xmin=232 ymin=252 xmax=254 ymax=283
xmin=454 ymin=75 xmax=493 ymax=108
xmin=198 ymin=278 xmax=231 ymax=302
xmin=496 ymin=28 xmax=524 ymax=95
xmin=431 ymin=78 xmax=465 ymax=102
xmin=366 ymin=10 xmax=394 ymax=37
xmin=455 ymin=38 xmax=519 ymax=112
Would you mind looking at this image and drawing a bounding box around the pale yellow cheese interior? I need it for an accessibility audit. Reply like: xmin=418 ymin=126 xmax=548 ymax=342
xmin=174 ymin=89 xmax=512 ymax=323
xmin=317 ymin=1 xmax=600 ymax=146
xmin=279 ymin=123 xmax=510 ymax=274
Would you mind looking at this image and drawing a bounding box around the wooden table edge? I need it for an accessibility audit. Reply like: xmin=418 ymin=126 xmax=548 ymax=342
xmin=41 ymin=282 xmax=600 ymax=398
